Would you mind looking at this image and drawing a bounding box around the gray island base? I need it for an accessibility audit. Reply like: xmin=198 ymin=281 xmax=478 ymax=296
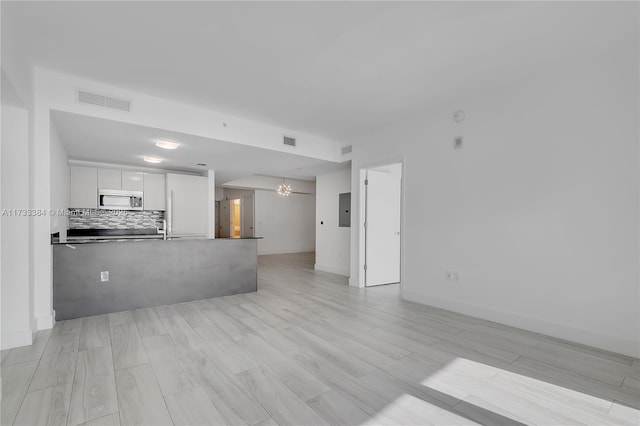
xmin=53 ymin=238 xmax=258 ymax=320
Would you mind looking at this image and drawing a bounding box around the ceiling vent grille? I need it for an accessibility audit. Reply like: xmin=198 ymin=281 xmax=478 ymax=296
xmin=341 ymin=145 xmax=352 ymax=155
xmin=77 ymin=90 xmax=105 ymax=107
xmin=105 ymin=96 xmax=131 ymax=112
xmin=77 ymin=89 xmax=131 ymax=112
xmin=283 ymin=136 xmax=296 ymax=147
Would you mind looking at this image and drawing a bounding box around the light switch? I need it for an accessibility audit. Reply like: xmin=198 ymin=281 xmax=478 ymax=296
xmin=100 ymin=271 xmax=109 ymax=282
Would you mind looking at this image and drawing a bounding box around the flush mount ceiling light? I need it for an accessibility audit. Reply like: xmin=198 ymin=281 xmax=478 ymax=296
xmin=155 ymin=140 xmax=180 ymax=150
xmin=276 ymin=177 xmax=292 ymax=197
xmin=143 ymin=156 xmax=163 ymax=164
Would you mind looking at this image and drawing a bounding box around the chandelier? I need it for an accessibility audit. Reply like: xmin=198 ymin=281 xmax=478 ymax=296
xmin=276 ymin=177 xmax=292 ymax=197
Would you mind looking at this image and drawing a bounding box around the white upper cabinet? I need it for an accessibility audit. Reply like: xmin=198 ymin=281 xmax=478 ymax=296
xmin=70 ymin=166 xmax=97 ymax=208
xmin=70 ymin=166 xmax=170 ymax=211
xmin=143 ymin=173 xmax=166 ymax=211
xmin=122 ymin=171 xmax=144 ymax=191
xmin=98 ymin=168 xmax=121 ymax=190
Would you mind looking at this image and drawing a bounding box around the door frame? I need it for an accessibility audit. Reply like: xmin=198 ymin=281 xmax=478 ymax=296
xmin=231 ymin=198 xmax=242 ymax=238
xmin=358 ymin=159 xmax=406 ymax=292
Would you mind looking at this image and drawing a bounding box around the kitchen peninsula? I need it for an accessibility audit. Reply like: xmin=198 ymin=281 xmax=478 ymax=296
xmin=53 ymin=161 xmax=263 ymax=320
xmin=53 ymin=237 xmax=259 ymax=320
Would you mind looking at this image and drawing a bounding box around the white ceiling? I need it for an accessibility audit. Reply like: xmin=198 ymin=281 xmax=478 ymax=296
xmin=51 ymin=110 xmax=349 ymax=184
xmin=7 ymin=2 xmax=637 ymax=140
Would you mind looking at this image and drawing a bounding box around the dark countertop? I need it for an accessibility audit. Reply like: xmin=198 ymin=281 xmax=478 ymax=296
xmin=52 ymin=235 xmax=262 ymax=245
xmin=52 ymin=228 xmax=262 ymax=244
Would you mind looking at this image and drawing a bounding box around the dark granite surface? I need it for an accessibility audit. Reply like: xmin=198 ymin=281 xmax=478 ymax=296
xmin=52 ymin=234 xmax=263 ymax=244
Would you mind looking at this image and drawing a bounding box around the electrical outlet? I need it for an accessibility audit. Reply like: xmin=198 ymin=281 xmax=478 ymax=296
xmin=452 ymin=272 xmax=459 ymax=282
xmin=446 ymin=271 xmax=453 ymax=281
xmin=454 ymin=136 xmax=464 ymax=149
xmin=100 ymin=271 xmax=109 ymax=282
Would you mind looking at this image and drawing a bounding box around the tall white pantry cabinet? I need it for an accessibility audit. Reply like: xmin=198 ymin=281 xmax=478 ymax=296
xmin=165 ymin=173 xmax=208 ymax=237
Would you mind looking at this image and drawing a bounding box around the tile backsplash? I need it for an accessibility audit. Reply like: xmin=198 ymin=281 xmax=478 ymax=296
xmin=68 ymin=209 xmax=165 ymax=229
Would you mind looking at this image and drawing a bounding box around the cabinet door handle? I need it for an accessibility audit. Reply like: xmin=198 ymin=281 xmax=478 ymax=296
xmin=169 ymin=190 xmax=174 ymax=234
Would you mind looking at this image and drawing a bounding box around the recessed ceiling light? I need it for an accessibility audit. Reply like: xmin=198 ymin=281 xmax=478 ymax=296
xmin=155 ymin=140 xmax=180 ymax=150
xmin=143 ymin=156 xmax=163 ymax=164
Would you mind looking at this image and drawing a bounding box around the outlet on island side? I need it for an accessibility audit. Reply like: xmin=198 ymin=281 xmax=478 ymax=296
xmin=100 ymin=271 xmax=109 ymax=282
xmin=445 ymin=271 xmax=460 ymax=282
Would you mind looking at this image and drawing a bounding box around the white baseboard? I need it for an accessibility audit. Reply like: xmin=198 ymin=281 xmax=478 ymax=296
xmin=36 ymin=310 xmax=55 ymax=330
xmin=314 ymin=264 xmax=350 ymax=277
xmin=348 ymin=277 xmax=363 ymax=288
xmin=1 ymin=329 xmax=33 ymax=350
xmin=403 ymin=290 xmax=640 ymax=358
xmin=258 ymin=249 xmax=315 ymax=255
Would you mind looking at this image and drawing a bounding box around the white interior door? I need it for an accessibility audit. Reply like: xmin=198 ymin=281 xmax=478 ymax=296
xmin=219 ymin=200 xmax=230 ymax=238
xmin=241 ymin=196 xmax=255 ymax=238
xmin=214 ymin=201 xmax=220 ymax=238
xmin=365 ymin=166 xmax=402 ymax=286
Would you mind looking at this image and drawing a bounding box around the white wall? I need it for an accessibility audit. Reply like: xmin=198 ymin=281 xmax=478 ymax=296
xmin=223 ymin=175 xmax=316 ymax=194
xmin=223 ymin=188 xmax=255 ymax=201
xmin=215 ymin=187 xmax=225 ymax=201
xmin=1 ymin=104 xmax=32 ymax=349
xmin=315 ymin=169 xmax=351 ymax=276
xmin=254 ymin=190 xmax=316 ymax=255
xmin=347 ymin=46 xmax=639 ymax=357
xmin=50 ymin=122 xmax=69 ymax=241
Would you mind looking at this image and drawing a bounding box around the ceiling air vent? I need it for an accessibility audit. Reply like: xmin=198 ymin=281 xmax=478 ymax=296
xmin=105 ymin=96 xmax=131 ymax=112
xmin=77 ymin=89 xmax=131 ymax=112
xmin=77 ymin=90 xmax=105 ymax=107
xmin=341 ymin=145 xmax=352 ymax=155
xmin=283 ymin=136 xmax=296 ymax=147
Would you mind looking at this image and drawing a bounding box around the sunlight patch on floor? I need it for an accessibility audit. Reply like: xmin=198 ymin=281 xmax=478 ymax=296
xmin=418 ymin=357 xmax=639 ymax=425
xmin=361 ymin=392 xmax=479 ymax=426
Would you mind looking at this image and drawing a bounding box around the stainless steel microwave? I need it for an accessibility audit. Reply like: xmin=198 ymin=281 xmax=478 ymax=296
xmin=98 ymin=189 xmax=143 ymax=210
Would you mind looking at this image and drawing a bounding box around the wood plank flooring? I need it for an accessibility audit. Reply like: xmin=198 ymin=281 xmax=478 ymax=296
xmin=2 ymin=252 xmax=639 ymax=425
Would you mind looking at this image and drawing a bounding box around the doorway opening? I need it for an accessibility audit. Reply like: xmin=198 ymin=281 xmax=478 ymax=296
xmin=362 ymin=162 xmax=403 ymax=287
xmin=218 ymin=195 xmax=255 ymax=239
xmin=231 ymin=199 xmax=242 ymax=238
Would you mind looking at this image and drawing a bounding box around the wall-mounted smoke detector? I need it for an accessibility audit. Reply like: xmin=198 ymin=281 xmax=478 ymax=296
xmin=76 ymin=89 xmax=131 ymax=112
xmin=341 ymin=145 xmax=352 ymax=155
xmin=283 ymin=136 xmax=296 ymax=147
xmin=453 ymin=110 xmax=466 ymax=123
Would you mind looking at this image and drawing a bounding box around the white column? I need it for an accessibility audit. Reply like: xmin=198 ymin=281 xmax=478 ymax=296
xmin=1 ymin=104 xmax=33 ymax=348
xmin=207 ymin=170 xmax=216 ymax=239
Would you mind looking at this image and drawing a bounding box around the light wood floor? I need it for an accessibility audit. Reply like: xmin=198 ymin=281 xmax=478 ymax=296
xmin=2 ymin=252 xmax=639 ymax=426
